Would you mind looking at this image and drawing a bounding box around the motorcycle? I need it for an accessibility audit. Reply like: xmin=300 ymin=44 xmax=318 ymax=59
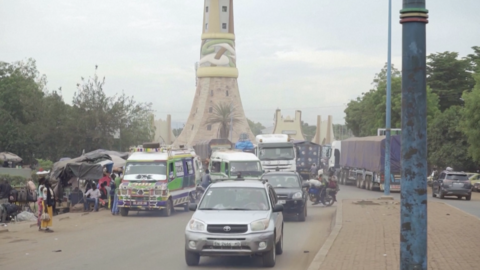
xmin=195 ymin=185 xmax=206 ymax=203
xmin=307 ymin=180 xmax=335 ymax=207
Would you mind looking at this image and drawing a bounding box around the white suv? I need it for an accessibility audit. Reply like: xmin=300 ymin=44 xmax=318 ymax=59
xmin=185 ymin=179 xmax=284 ymax=267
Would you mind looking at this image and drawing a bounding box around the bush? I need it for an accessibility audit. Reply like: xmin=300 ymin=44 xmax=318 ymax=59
xmin=0 ymin=174 xmax=28 ymax=187
xmin=36 ymin=159 xmax=53 ymax=171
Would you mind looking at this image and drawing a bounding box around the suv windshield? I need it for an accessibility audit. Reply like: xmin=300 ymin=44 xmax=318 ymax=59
xmin=260 ymin=147 xmax=294 ymax=160
xmin=445 ymin=174 xmax=469 ymax=181
xmin=230 ymin=161 xmax=263 ymax=177
xmin=262 ymin=175 xmax=300 ymax=188
xmin=198 ymin=187 xmax=270 ymax=211
xmin=125 ymin=161 xmax=167 ymax=175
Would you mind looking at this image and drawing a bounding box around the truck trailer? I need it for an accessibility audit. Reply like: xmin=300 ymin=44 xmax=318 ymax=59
xmin=293 ymin=140 xmax=322 ymax=180
xmin=335 ymin=135 xmax=402 ymax=192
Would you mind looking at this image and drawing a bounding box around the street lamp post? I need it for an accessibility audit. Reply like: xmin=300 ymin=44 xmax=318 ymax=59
xmin=400 ymin=1 xmax=429 ymax=269
xmin=384 ymin=0 xmax=392 ymax=197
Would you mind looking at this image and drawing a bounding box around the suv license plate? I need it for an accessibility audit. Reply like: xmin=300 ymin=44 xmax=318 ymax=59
xmin=453 ymin=183 xmax=464 ymax=187
xmin=278 ymin=200 xmax=286 ymax=204
xmin=213 ymin=241 xmax=241 ymax=247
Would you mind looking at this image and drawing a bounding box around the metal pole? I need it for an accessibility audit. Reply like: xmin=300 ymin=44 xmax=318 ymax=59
xmin=400 ymin=1 xmax=428 ymax=269
xmin=384 ymin=0 xmax=392 ymax=196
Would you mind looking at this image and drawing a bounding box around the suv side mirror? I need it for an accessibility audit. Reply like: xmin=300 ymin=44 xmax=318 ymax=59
xmin=273 ymin=204 xmax=284 ymax=212
xmin=302 ymin=182 xmax=310 ymax=188
xmin=188 ymin=203 xmax=197 ymax=211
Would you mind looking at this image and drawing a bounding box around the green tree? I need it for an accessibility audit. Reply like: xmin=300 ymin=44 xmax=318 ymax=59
xmin=466 ymin=46 xmax=480 ymax=73
xmin=247 ymin=118 xmax=265 ymax=136
xmin=345 ymin=64 xmax=402 ymax=136
xmin=345 ymin=63 xmax=440 ymax=137
xmin=461 ymin=72 xmax=480 ymax=163
xmin=0 ymin=59 xmax=46 ymax=163
xmin=428 ymin=106 xmax=475 ymax=171
xmin=173 ymin=127 xmax=184 ymax=137
xmin=301 ymin=121 xmax=316 ymax=141
xmin=333 ymin=124 xmax=353 ymax=140
xmin=72 ymin=67 xmax=155 ymax=152
xmin=427 ymin=51 xmax=475 ymax=111
xmin=206 ymin=102 xmax=241 ymax=139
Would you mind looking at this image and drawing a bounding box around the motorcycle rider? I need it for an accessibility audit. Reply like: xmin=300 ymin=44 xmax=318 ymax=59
xmin=200 ymin=169 xmax=212 ymax=189
xmin=326 ymin=167 xmax=339 ymax=202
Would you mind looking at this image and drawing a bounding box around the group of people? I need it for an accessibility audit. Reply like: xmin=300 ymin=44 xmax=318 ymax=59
xmin=82 ymin=170 xmax=122 ymax=215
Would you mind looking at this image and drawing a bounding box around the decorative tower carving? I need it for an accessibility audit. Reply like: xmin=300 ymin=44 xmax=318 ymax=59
xmin=174 ymin=0 xmax=254 ymax=147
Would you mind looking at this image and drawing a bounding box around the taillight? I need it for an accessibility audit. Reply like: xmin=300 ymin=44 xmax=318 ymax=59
xmin=380 ymin=174 xmax=385 ymax=183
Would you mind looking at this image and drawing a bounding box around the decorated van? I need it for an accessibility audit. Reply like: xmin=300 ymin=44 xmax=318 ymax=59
xmin=118 ymin=143 xmax=200 ymax=217
xmin=209 ymin=150 xmax=263 ymax=181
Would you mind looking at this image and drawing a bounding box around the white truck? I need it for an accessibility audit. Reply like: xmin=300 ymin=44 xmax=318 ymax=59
xmin=254 ymin=134 xmax=296 ymax=172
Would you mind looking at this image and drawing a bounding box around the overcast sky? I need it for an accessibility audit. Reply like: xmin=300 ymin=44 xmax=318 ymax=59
xmin=1 ymin=0 xmax=479 ymax=128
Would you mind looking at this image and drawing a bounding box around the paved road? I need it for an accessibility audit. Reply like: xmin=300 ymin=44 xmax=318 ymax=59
xmin=0 ymin=202 xmax=335 ymax=270
xmin=337 ymin=184 xmax=480 ymax=218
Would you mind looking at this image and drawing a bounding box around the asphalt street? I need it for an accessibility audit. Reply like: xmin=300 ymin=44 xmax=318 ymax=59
xmin=1 ymin=185 xmax=477 ymax=270
xmin=0 ymin=201 xmax=335 ymax=270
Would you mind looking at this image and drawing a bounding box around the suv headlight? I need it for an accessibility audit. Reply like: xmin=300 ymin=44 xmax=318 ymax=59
xmin=292 ymin=192 xmax=302 ymax=199
xmin=250 ymin=219 xmax=269 ymax=231
xmin=188 ymin=219 xmax=206 ymax=232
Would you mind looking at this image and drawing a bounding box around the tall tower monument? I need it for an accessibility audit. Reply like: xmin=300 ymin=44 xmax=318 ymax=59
xmin=174 ymin=0 xmax=254 ymax=147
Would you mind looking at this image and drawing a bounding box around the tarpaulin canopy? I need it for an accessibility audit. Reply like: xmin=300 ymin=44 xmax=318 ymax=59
xmin=83 ymin=149 xmax=129 ymax=160
xmin=193 ymin=139 xmax=233 ymax=161
xmin=50 ymin=153 xmax=111 ymax=184
xmin=0 ymin=152 xmax=22 ymax=162
xmin=340 ymin=135 xmax=401 ymax=173
xmin=235 ymin=140 xmax=254 ymax=151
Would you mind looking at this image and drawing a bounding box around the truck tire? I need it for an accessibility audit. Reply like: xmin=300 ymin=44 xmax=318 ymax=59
xmin=298 ymin=206 xmax=306 ymax=222
xmin=163 ymin=199 xmax=173 ymax=216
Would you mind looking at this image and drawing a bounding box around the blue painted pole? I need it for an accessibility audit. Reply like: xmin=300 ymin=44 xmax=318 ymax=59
xmin=400 ymin=1 xmax=428 ymax=269
xmin=384 ymin=0 xmax=392 ymax=196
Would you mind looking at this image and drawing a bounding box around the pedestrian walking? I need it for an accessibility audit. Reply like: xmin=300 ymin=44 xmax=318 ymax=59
xmin=111 ymin=174 xmax=121 ymax=215
xmin=38 ymin=178 xmax=54 ymax=233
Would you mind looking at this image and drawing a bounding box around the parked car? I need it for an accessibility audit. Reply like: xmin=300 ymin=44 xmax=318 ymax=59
xmin=261 ymin=171 xmax=310 ymax=221
xmin=468 ymin=173 xmax=480 ymax=192
xmin=185 ymin=179 xmax=284 ymax=267
xmin=432 ymin=170 xmax=472 ymax=200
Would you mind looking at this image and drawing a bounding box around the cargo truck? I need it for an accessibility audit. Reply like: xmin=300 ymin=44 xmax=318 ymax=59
xmin=254 ymin=134 xmax=296 ymax=172
xmin=334 ymin=135 xmax=402 ymax=192
xmin=293 ymin=140 xmax=322 ymax=180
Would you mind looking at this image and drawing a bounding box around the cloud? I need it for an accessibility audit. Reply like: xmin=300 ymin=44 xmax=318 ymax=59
xmin=1 ymin=0 xmax=479 ymax=130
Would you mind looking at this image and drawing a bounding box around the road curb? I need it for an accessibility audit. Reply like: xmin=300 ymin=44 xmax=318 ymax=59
xmin=442 ymin=201 xmax=480 ymax=222
xmin=306 ymin=200 xmax=343 ymax=270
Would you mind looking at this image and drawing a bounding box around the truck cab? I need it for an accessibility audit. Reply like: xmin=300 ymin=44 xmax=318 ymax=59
xmin=209 ymin=150 xmax=263 ymax=181
xmin=254 ymin=134 xmax=296 ymax=172
xmin=327 ymin=140 xmax=341 ymax=172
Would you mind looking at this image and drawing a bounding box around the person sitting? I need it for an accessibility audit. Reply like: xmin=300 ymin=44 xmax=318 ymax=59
xmin=84 ymin=185 xmax=101 ymax=212
xmin=245 ymin=191 xmax=268 ymax=210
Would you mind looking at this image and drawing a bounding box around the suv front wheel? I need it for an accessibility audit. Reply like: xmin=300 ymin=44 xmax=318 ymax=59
xmin=185 ymin=250 xmax=200 ymax=266
xmin=262 ymin=237 xmax=276 ymax=267
xmin=466 ymin=194 xmax=471 ymax=201
xmin=275 ymin=228 xmax=284 ymax=255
